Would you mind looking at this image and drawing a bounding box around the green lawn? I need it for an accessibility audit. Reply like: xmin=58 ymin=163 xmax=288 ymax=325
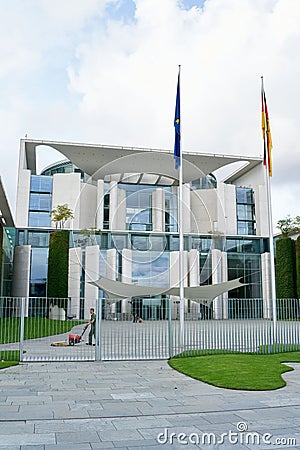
xmin=0 ymin=317 xmax=82 ymax=344
xmin=0 ymin=350 xmax=20 ymax=370
xmin=168 ymin=352 xmax=300 ymax=390
xmin=0 ymin=318 xmax=82 ymax=370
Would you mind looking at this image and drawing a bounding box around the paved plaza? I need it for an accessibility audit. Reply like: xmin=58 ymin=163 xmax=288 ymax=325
xmin=0 ymin=359 xmax=299 ymax=449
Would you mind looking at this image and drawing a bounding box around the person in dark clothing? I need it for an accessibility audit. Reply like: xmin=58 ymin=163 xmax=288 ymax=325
xmin=133 ymin=312 xmax=138 ymax=323
xmin=86 ymin=308 xmax=96 ymax=345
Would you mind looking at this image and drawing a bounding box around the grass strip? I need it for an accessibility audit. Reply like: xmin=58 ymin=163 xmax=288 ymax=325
xmin=168 ymin=351 xmax=300 ymax=391
xmin=0 ymin=350 xmax=20 ymax=370
xmin=0 ymin=317 xmax=82 ymax=344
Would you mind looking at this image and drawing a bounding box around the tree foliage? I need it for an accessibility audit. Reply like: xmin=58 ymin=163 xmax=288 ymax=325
xmin=50 ymin=204 xmax=74 ymax=229
xmin=277 ymin=215 xmax=300 ymax=237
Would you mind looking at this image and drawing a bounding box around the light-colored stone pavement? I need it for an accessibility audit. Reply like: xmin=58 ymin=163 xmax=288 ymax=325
xmin=0 ymin=360 xmax=299 ymax=449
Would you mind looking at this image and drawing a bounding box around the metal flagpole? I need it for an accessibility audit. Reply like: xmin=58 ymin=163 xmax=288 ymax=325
xmin=177 ymin=66 xmax=185 ymax=349
xmin=266 ymin=167 xmax=277 ymax=343
xmin=179 ymin=125 xmax=185 ymax=350
xmin=261 ymin=76 xmax=277 ymax=343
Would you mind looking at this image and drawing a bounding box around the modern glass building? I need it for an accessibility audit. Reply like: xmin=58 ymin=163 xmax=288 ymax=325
xmin=12 ymin=139 xmax=273 ymax=320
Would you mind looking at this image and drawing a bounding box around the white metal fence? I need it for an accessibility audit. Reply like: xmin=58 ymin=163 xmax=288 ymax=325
xmin=0 ymin=297 xmax=299 ymax=362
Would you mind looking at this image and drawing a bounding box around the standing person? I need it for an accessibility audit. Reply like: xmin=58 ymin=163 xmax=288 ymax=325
xmin=133 ymin=312 xmax=138 ymax=323
xmin=86 ymin=308 xmax=96 ymax=345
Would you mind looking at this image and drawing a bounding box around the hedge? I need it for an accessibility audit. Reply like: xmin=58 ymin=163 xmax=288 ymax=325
xmin=296 ymin=236 xmax=300 ymax=298
xmin=47 ymin=230 xmax=69 ymax=306
xmin=275 ymin=237 xmax=296 ymax=299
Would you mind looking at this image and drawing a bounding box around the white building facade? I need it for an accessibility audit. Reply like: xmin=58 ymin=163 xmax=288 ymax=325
xmin=12 ymin=139 xmax=272 ymax=320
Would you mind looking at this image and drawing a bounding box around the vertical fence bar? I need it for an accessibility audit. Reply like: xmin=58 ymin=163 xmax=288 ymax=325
xmin=95 ymin=298 xmax=102 ymax=361
xmin=168 ymin=297 xmax=173 ymax=358
xmin=19 ymin=297 xmax=25 ymax=362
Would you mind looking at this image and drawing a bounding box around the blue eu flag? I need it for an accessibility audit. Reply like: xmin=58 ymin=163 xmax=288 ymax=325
xmin=174 ymin=69 xmax=181 ymax=169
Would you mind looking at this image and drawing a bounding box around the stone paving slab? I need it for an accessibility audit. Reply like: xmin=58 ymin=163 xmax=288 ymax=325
xmin=0 ymin=360 xmax=299 ymax=448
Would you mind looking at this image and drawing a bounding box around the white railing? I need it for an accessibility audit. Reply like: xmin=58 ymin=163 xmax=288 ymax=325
xmin=0 ymin=297 xmax=299 ymax=362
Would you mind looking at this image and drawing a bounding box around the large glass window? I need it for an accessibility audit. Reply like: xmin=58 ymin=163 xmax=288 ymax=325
xmin=30 ymin=175 xmax=53 ymax=193
xmin=227 ymin=253 xmax=261 ymax=298
xmin=103 ymin=193 xmax=110 ymax=230
xmin=29 ymin=247 xmax=49 ymax=297
xmin=29 ymin=212 xmax=51 ymax=227
xmin=29 ymin=175 xmax=53 ymax=227
xmin=236 ymin=187 xmax=256 ymax=236
xmin=125 ymin=187 xmax=152 ymax=231
xmin=28 ymin=232 xmax=50 ymax=247
xmin=131 ymin=251 xmax=169 ymax=288
xmin=165 ymin=193 xmax=178 ymax=232
xmin=29 ymin=193 xmax=52 ymax=211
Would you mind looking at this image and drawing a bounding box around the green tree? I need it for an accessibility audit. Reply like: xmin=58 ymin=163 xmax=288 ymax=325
xmin=50 ymin=204 xmax=74 ymax=229
xmin=277 ymin=215 xmax=294 ymax=237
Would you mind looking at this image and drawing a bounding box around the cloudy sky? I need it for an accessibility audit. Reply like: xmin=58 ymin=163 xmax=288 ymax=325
xmin=0 ymin=0 xmax=299 ymax=231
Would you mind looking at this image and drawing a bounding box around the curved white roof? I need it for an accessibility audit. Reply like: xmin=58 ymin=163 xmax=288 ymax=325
xmin=22 ymin=139 xmax=262 ymax=184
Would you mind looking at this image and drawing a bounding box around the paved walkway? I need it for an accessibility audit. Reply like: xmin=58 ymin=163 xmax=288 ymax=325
xmin=0 ymin=360 xmax=299 ymax=449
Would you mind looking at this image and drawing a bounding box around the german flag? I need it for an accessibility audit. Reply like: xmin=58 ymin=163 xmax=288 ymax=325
xmin=261 ymin=77 xmax=273 ymax=176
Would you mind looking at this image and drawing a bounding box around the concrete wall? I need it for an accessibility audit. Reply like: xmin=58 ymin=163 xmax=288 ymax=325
xmin=68 ymin=247 xmax=82 ymax=318
xmin=84 ymin=245 xmax=99 ymax=319
xmin=96 ymin=180 xmax=104 ymax=229
xmin=217 ymin=183 xmax=237 ymax=235
xmin=79 ymin=183 xmax=97 ymax=229
xmin=190 ymin=189 xmax=218 ymax=234
xmin=152 ymin=189 xmax=165 ymax=232
xmin=15 ymin=170 xmax=31 ymax=228
xmin=52 ymin=173 xmax=81 ymax=229
xmin=261 ymin=252 xmax=272 ymax=319
xmin=11 ymin=245 xmax=31 ymax=298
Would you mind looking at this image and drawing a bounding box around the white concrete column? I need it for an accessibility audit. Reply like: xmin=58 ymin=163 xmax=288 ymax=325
xmin=188 ymin=249 xmax=200 ymax=318
xmin=182 ymin=183 xmax=191 ymax=233
xmin=79 ymin=183 xmax=97 ymax=229
xmin=96 ymin=179 xmax=104 ymax=230
xmin=212 ymin=248 xmax=223 ymax=319
xmin=117 ymin=188 xmax=126 ymax=230
xmin=68 ymin=247 xmax=81 ymax=318
xmin=221 ymin=252 xmax=229 ymax=319
xmin=170 ymin=251 xmax=188 ymax=288
xmin=188 ymin=249 xmax=199 ymax=286
xmin=170 ymin=251 xmax=188 ymax=318
xmin=152 ymin=188 xmax=165 ymax=232
xmin=109 ymin=181 xmax=118 ymax=230
xmin=121 ymin=249 xmax=132 ymax=313
xmin=106 ymin=248 xmax=117 ymax=314
xmin=217 ymin=183 xmax=237 ymax=235
xmin=15 ymin=170 xmax=31 ymax=228
xmin=84 ymin=245 xmax=100 ymax=319
xmin=106 ymin=248 xmax=117 ymax=280
xmin=11 ymin=245 xmax=31 ymax=316
xmin=261 ymin=252 xmax=272 ymax=319
xmin=15 ymin=140 xmax=30 ymax=228
xmin=255 ymin=185 xmax=269 ymax=236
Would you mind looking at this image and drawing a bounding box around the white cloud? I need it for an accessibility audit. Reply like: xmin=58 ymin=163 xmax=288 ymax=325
xmin=0 ymin=0 xmax=300 ymax=230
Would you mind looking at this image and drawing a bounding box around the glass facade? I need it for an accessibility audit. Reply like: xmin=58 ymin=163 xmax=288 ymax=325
xmin=29 ymin=247 xmax=49 ymax=297
xmin=28 ymin=175 xmax=53 ymax=227
xmin=0 ymin=227 xmax=15 ymax=296
xmin=236 ymin=187 xmax=256 ymax=235
xmin=11 ymin=165 xmax=270 ymax=316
